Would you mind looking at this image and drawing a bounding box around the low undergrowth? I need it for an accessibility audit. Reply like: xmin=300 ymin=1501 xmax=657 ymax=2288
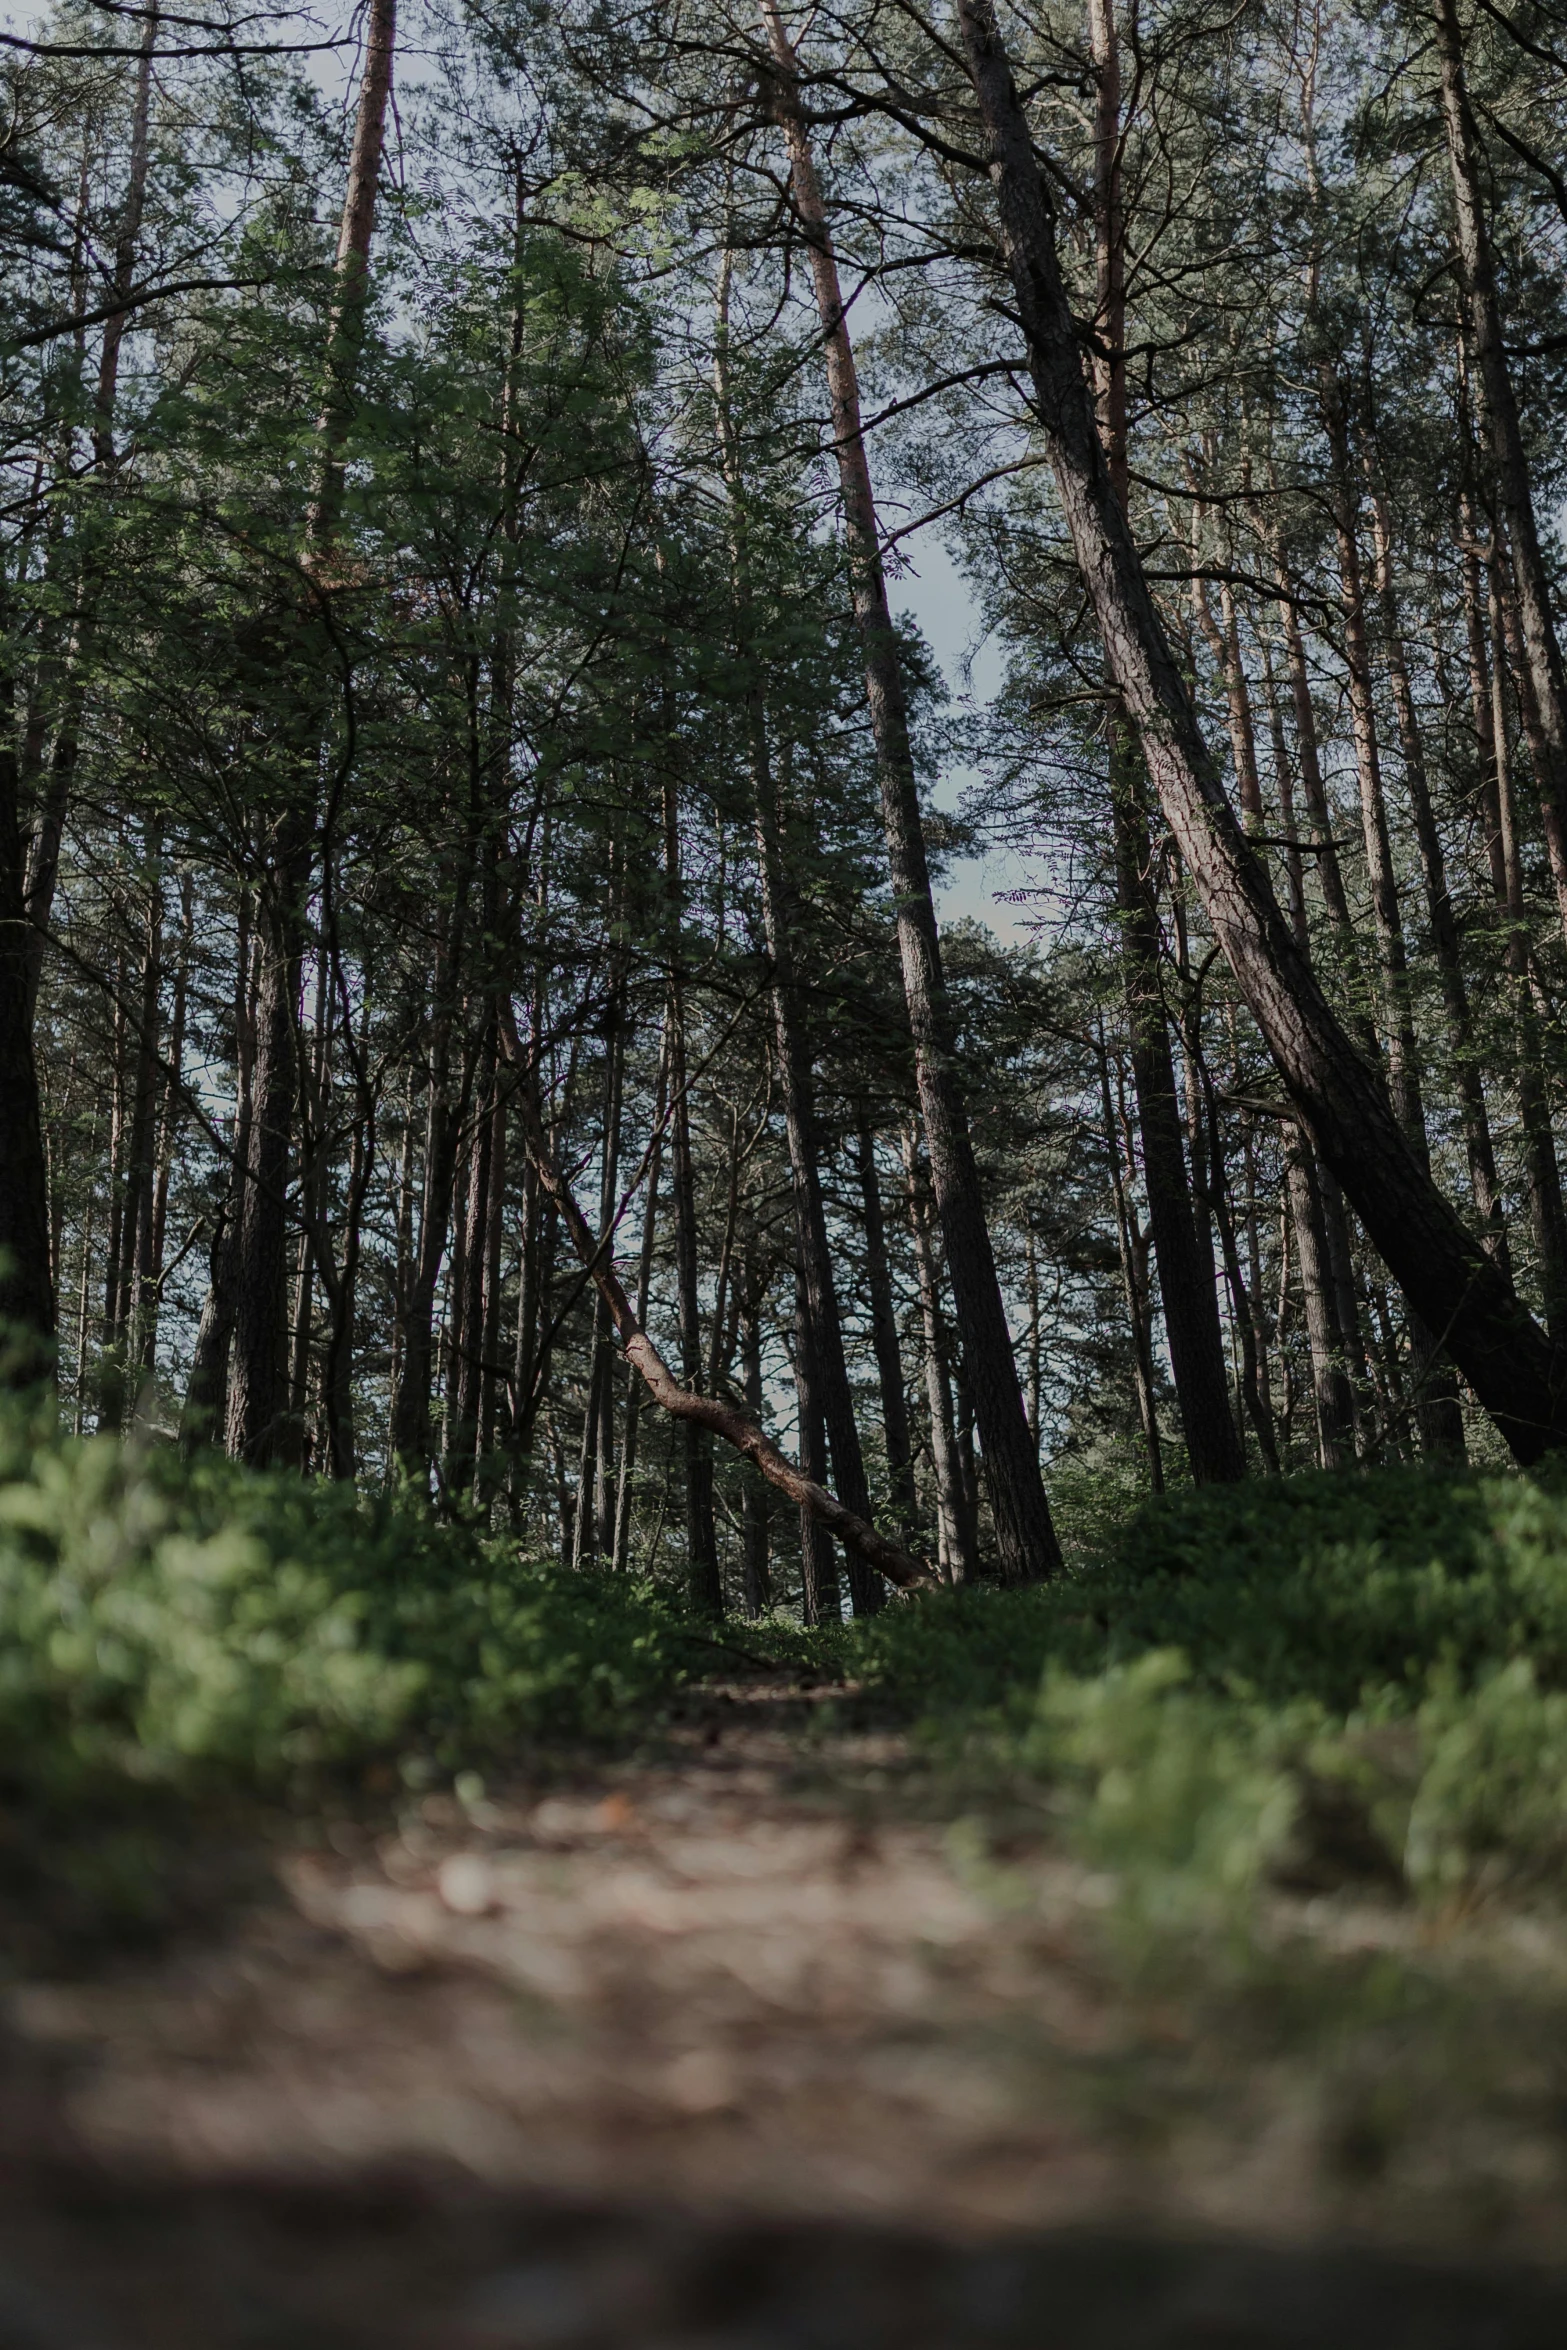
xmin=12 ymin=1415 xmax=1567 ymax=1942
xmin=845 ymin=1462 xmax=1567 ymax=1924
xmin=0 ymin=1408 xmax=697 ymax=1810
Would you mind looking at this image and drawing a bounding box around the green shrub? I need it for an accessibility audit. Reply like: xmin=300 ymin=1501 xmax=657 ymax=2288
xmin=0 ymin=1415 xmax=695 ymax=1797
xmin=852 ymin=1462 xmax=1567 ymax=1720
xmin=858 ymin=1464 xmax=1567 ymax=1919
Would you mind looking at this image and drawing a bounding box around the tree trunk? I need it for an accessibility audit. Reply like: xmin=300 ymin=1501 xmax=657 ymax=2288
xmin=476 ymin=1063 xmax=508 ymax=1503
xmin=308 ymin=0 xmax=397 ymax=547
xmin=739 ymin=1276 xmax=772 ymax=1618
xmin=1324 ymin=380 xmax=1464 ymax=1456
xmin=183 ymin=901 xmax=254 ymax=1448
xmin=453 ymin=1021 xmax=498 ymax=1493
xmin=749 ymin=730 xmax=882 ymax=1611
xmin=856 ymin=1118 xmax=919 ymax=1534
xmin=1486 ymin=543 xmax=1567 ymax=1339
xmin=763 ymin=2 xmax=1061 ymax=1579
xmin=1112 ymin=742 xmax=1244 ymax=1479
xmin=904 ymin=1121 xmax=978 ymax=1578
xmin=793 ymin=1264 xmax=840 ymax=1624
xmin=954 ymin=0 xmax=1567 ymax=1462
xmin=1097 ymin=1033 xmax=1165 ymax=1490
xmin=1284 ymin=1129 xmax=1357 ymax=1467
xmin=225 ymin=899 xmax=299 ymax=1465
xmin=1365 ymin=469 xmax=1504 ymax=1263
xmin=612 ymin=1024 xmax=668 ymax=1573
xmin=0 ymin=620 xmax=53 ymax=1374
xmin=393 ymin=982 xmax=464 ymax=1478
xmin=662 ymin=765 xmax=723 ymax=1615
xmin=1436 ymin=0 xmax=1567 ymax=945
xmin=97 ymin=965 xmax=131 ymax=1430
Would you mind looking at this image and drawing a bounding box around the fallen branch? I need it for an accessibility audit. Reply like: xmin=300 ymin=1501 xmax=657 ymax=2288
xmin=507 ymin=1053 xmax=935 ymax=1595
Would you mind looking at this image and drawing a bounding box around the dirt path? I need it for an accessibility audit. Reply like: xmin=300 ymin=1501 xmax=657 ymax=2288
xmin=6 ymin=1680 xmax=1567 ymax=2343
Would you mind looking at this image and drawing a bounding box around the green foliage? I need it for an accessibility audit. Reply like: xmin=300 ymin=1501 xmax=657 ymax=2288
xmin=855 ymin=1462 xmax=1567 ymax=1720
xmin=853 ymin=1464 xmax=1567 ymax=1919
xmin=0 ymin=1415 xmax=695 ymax=1799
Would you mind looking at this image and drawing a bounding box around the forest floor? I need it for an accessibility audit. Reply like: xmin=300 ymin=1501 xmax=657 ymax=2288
xmin=7 ymin=1669 xmax=1567 ymax=2347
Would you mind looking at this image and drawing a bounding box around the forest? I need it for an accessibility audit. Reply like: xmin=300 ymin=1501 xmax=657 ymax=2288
xmin=10 ymin=0 xmax=1567 ymax=1592
xmin=11 ymin=0 xmax=1567 ymax=2331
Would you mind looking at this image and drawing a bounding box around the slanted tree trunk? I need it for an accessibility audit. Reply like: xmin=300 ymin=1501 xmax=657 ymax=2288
xmin=764 ymin=3 xmax=1061 ymax=1579
xmin=954 ymin=0 xmax=1567 ymax=1463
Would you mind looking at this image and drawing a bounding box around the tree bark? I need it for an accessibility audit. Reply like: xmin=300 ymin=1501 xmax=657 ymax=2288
xmin=1486 ymin=541 xmax=1567 ymax=1339
xmin=748 ymin=717 xmax=882 ymax=1610
xmin=612 ymin=1022 xmax=668 ymax=1573
xmin=856 ymin=1118 xmax=919 ymax=1534
xmin=0 ymin=615 xmax=53 ymax=1373
xmin=1284 ymin=1128 xmax=1357 ymax=1467
xmin=738 ymin=1274 xmax=772 ymax=1618
xmin=764 ymin=2 xmax=1061 ymax=1578
xmin=183 ymin=902 xmax=254 ymax=1447
xmin=1111 ymin=742 xmax=1245 ymax=1479
xmin=1088 ymin=3 xmax=1241 ymax=1483
xmin=1097 ymin=1032 xmax=1165 ymax=1489
xmin=1365 ymin=469 xmax=1504 ymax=1263
xmin=662 ymin=766 xmax=723 ymax=1616
xmin=904 ymin=1120 xmax=979 ymax=1577
xmin=225 ymin=892 xmax=301 ymax=1464
xmin=954 ymin=0 xmax=1567 ymax=1462
xmin=1436 ymin=0 xmax=1567 ymax=947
